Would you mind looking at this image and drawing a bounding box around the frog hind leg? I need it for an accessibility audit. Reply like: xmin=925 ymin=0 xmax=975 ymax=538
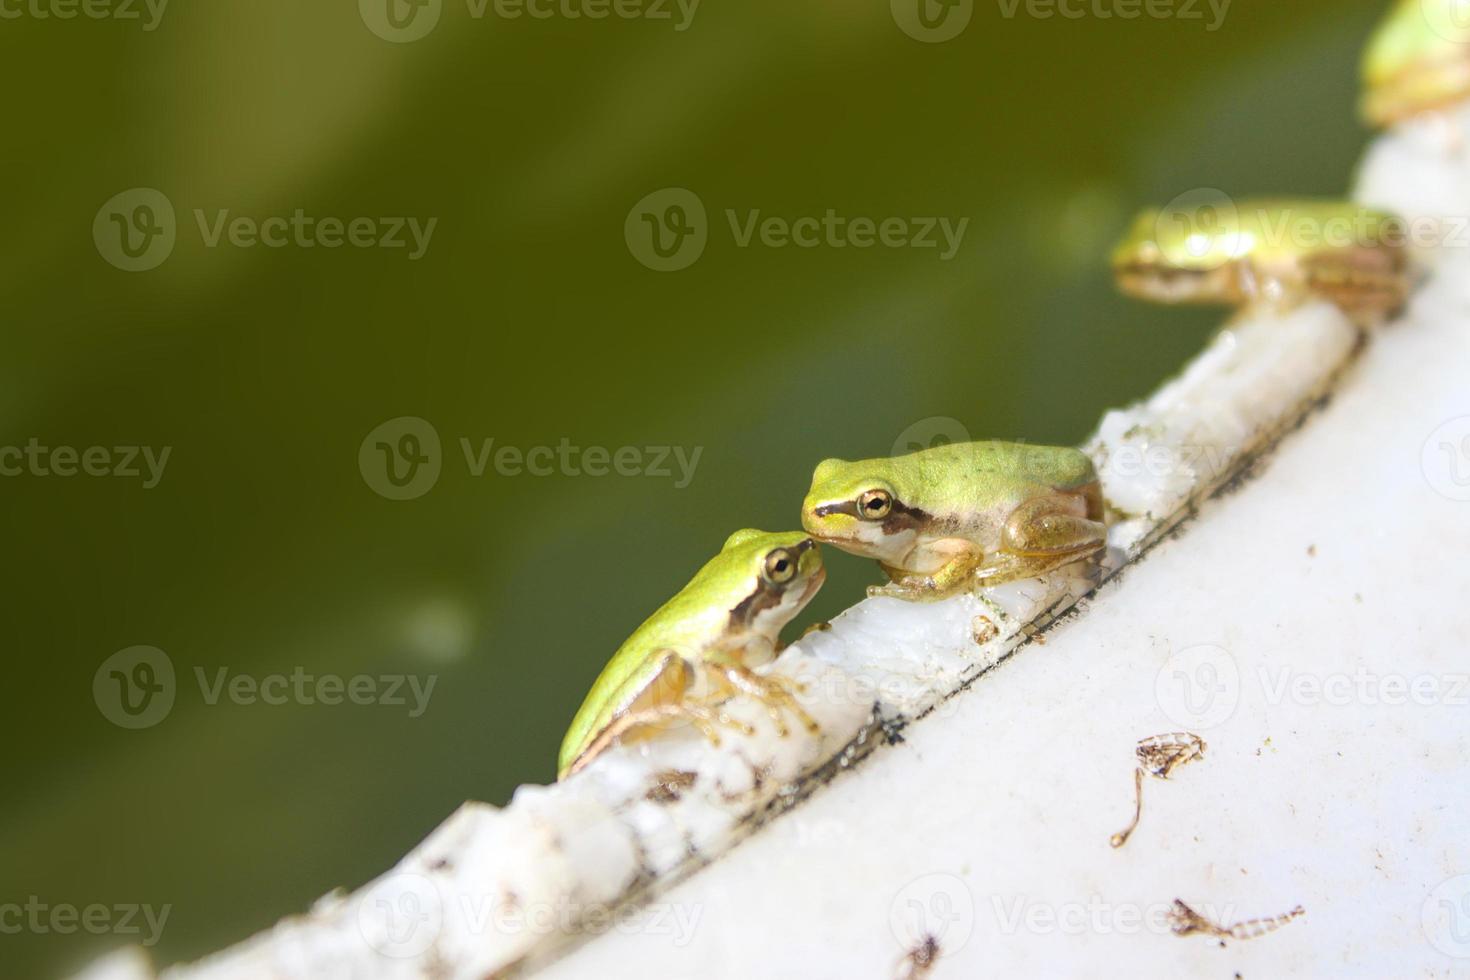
xmin=562 ymin=653 xmax=754 ymax=779
xmin=974 ymin=491 xmax=1108 ymax=586
xmin=714 ymin=664 xmax=821 ymax=739
xmin=1301 ymin=245 xmax=1412 ymax=324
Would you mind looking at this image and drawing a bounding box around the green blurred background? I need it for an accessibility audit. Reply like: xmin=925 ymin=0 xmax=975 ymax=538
xmin=1 ymin=0 xmax=1386 ymax=974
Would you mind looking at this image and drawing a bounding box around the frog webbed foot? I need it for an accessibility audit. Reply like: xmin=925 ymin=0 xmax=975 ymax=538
xmin=868 ymin=552 xmax=985 ymax=602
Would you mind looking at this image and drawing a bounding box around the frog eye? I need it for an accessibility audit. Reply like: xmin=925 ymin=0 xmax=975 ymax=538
xmin=763 ymin=548 xmax=797 ymax=585
xmin=858 ymin=489 xmax=893 ymax=520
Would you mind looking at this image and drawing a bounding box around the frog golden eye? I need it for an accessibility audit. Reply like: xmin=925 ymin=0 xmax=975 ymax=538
xmin=858 ymin=489 xmax=893 ymax=520
xmin=764 ymin=549 xmax=797 ymax=585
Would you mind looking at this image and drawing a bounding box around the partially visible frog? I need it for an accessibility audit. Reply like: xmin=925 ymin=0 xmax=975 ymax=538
xmin=1361 ymin=0 xmax=1470 ymax=128
xmin=1111 ymin=199 xmax=1411 ymax=322
xmin=557 ymin=529 xmax=824 ymax=780
xmin=801 ymin=442 xmax=1106 ymax=602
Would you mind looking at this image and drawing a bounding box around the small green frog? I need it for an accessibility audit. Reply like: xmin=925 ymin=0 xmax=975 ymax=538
xmin=801 ymin=442 xmax=1106 ymax=602
xmin=1111 ymin=200 xmax=1410 ymax=322
xmin=557 ymin=529 xmax=824 ymax=780
xmin=1361 ymin=0 xmax=1470 ymax=128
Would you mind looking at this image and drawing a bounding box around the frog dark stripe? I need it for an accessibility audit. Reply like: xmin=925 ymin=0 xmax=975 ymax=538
xmin=727 ymin=538 xmax=815 ymax=629
xmin=881 ymin=500 xmax=933 ymax=536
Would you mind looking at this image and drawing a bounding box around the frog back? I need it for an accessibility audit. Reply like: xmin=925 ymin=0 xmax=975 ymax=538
xmin=556 ymin=582 xmax=725 ymax=777
xmin=905 ymin=441 xmax=1097 ymax=511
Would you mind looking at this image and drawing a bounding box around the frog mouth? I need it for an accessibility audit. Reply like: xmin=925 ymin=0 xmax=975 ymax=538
xmin=800 ymin=565 xmax=827 ymax=602
xmin=1114 ymin=262 xmax=1231 ymax=303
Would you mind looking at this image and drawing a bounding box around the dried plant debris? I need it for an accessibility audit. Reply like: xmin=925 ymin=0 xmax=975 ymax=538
xmin=971 ymin=615 xmax=999 ymax=645
xmin=894 ymin=934 xmax=941 ymax=980
xmin=1110 ymin=733 xmax=1206 ymax=848
xmin=645 ymin=769 xmax=699 ymax=804
xmin=1168 ymin=899 xmax=1304 ymax=942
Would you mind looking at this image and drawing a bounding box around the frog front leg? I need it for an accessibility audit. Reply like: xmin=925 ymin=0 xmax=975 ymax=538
xmin=867 ymin=548 xmax=987 ymax=602
xmin=713 ymin=663 xmax=822 ymax=738
xmin=973 ymin=493 xmax=1108 ymax=585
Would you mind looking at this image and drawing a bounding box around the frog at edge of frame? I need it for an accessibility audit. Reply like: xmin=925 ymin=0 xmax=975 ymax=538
xmin=1110 ymin=199 xmax=1413 ymax=324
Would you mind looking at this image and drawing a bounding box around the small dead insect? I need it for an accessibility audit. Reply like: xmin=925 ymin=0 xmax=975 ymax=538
xmin=1110 ymin=733 xmax=1206 ymax=848
xmin=971 ymin=615 xmax=999 ymax=645
xmin=894 ymin=933 xmax=941 ymax=980
xmin=1168 ymin=899 xmax=1304 ymax=942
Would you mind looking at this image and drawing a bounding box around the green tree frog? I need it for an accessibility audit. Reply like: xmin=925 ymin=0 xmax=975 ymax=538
xmin=1111 ymin=200 xmax=1410 ymax=322
xmin=801 ymin=442 xmax=1107 ymax=602
xmin=1361 ymin=0 xmax=1470 ymax=128
xmin=557 ymin=529 xmax=824 ymax=780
